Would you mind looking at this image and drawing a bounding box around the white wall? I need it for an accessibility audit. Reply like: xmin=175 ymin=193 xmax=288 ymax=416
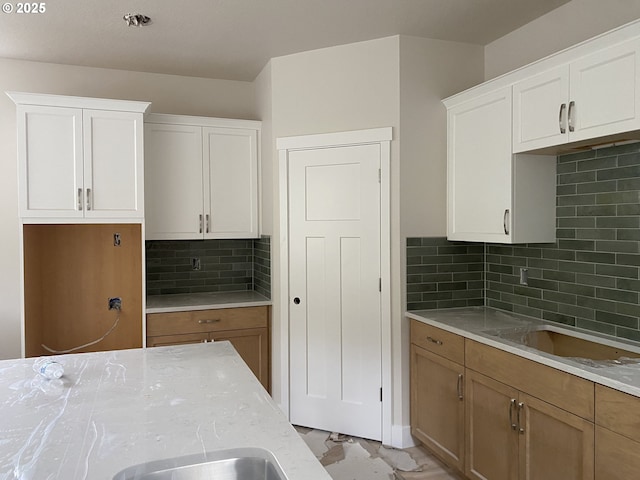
xmin=0 ymin=58 xmax=256 ymax=360
xmin=485 ymin=0 xmax=640 ymax=80
xmin=397 ymin=35 xmax=484 ymax=439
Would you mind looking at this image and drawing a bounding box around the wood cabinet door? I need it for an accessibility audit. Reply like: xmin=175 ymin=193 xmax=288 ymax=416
xmin=17 ymin=105 xmax=84 ymax=218
xmin=83 ymin=109 xmax=144 ymax=218
xmin=518 ymin=393 xmax=594 ymax=480
xmin=595 ymin=426 xmax=640 ymax=480
xmin=569 ymin=38 xmax=640 ymax=143
xmin=465 ymin=369 xmax=518 ymax=480
xmin=144 ymin=123 xmax=205 ymax=240
xmin=513 ymin=65 xmax=570 ymax=153
xmin=447 ymin=87 xmax=512 ymax=243
xmin=411 ymin=345 xmax=465 ymax=473
xmin=211 ymin=327 xmax=269 ymax=391
xmin=203 ymin=127 xmax=258 ymax=239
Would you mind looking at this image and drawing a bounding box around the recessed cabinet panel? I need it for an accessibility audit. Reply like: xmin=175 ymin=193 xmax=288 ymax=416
xmin=84 ymin=110 xmax=143 ymax=217
xmin=19 ymin=106 xmax=83 ymax=217
xmin=144 ymin=123 xmax=204 ymax=239
xmin=570 ymin=39 xmax=640 ymax=142
xmin=204 ymin=127 xmax=258 ymax=238
xmin=448 ymin=87 xmax=512 ymax=242
xmin=513 ymin=66 xmax=569 ymax=153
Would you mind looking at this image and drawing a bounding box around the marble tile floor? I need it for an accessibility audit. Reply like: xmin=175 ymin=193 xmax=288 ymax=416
xmin=295 ymin=426 xmax=464 ymax=480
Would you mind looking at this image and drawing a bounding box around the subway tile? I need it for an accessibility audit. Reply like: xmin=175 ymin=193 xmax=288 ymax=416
xmin=575 ymin=319 xmax=616 ymax=335
xmin=557 ymin=194 xmax=596 ymax=206
xmin=558 ymin=150 xmax=595 ymax=162
xmin=501 ymin=292 xmax=528 ymax=306
xmin=543 ymin=290 xmax=577 ymax=305
xmin=559 ymin=303 xmax=595 ymax=320
xmin=616 ymin=327 xmax=640 ymax=342
xmin=596 ymin=216 xmax=640 ymax=228
xmin=617 ymin=229 xmax=640 ymax=241
xmin=577 ymin=205 xmax=617 ymax=216
xmin=528 ymin=298 xmax=559 ymax=312
xmin=556 ymin=206 xmax=576 ymax=217
xmin=617 ymin=177 xmax=640 ymax=191
xmin=595 ymin=311 xmax=639 ymax=329
xmin=596 ymin=191 xmax=640 ymax=205
xmin=595 ymin=240 xmax=640 ymax=253
xmin=597 ymin=165 xmax=640 ymax=181
xmin=575 ymin=273 xmax=615 ymax=287
xmin=598 ymin=142 xmax=640 ymax=157
xmin=557 ymin=162 xmax=577 ymax=174
xmin=557 ymin=184 xmax=577 ymax=196
xmin=513 ymin=305 xmax=543 ymax=319
xmin=617 ymin=278 xmax=640 ymax=292
xmin=596 ymin=264 xmax=638 ymax=279
xmin=596 ymin=287 xmax=638 ymax=303
xmin=617 ymin=303 xmax=640 ymax=317
xmin=618 ymin=151 xmax=640 ymax=165
xmin=559 ymin=282 xmax=595 ymax=297
xmin=575 ymin=229 xmax=615 ymax=240
xmin=559 ymin=171 xmax=596 ymax=184
xmin=558 ymin=217 xmax=595 ymax=228
xmin=558 ymin=261 xmax=595 ymax=273
xmin=543 ymin=270 xmax=575 ymax=282
xmin=617 ymin=254 xmax=640 ymax=266
xmin=577 ymin=155 xmax=618 ymax=171
xmin=543 ymin=311 xmax=576 ymax=326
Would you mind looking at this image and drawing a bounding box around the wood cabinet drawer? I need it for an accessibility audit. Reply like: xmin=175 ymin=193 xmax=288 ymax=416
xmin=410 ymin=319 xmax=464 ymax=365
xmin=596 ymin=384 xmax=640 ymax=442
xmin=147 ymin=306 xmax=268 ymax=336
xmin=466 ymin=339 xmax=594 ymax=420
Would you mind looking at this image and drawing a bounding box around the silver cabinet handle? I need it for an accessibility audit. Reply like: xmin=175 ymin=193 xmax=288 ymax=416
xmin=457 ymin=374 xmax=463 ymax=400
xmin=198 ymin=319 xmax=221 ymax=324
xmin=206 ymin=214 xmax=210 ymax=233
xmin=568 ymin=101 xmax=575 ymax=132
xmin=426 ymin=336 xmax=443 ymax=345
xmin=503 ymin=209 xmax=510 ymax=235
xmin=518 ymin=402 xmax=525 ymax=434
xmin=86 ymin=188 xmax=92 ymax=211
xmin=559 ymin=103 xmax=567 ymax=134
xmin=509 ymin=399 xmax=517 ymax=430
xmin=199 ymin=214 xmax=203 ymax=234
xmin=77 ymin=188 xmax=83 ymax=211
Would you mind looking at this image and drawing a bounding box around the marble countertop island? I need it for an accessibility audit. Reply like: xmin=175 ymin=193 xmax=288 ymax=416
xmin=407 ymin=307 xmax=640 ymax=398
xmin=146 ymin=291 xmax=271 ymax=313
xmin=0 ymin=342 xmax=330 ymax=480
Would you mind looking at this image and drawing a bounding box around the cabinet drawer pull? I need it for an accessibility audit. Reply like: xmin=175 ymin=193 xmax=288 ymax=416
xmin=568 ymin=101 xmax=575 ymax=132
xmin=199 ymin=214 xmax=203 ymax=234
xmin=559 ymin=103 xmax=567 ymax=134
xmin=206 ymin=214 xmax=210 ymax=233
xmin=503 ymin=209 xmax=510 ymax=235
xmin=77 ymin=188 xmax=83 ymax=211
xmin=509 ymin=398 xmax=517 ymax=430
xmin=457 ymin=374 xmax=463 ymax=400
xmin=198 ymin=318 xmax=221 ymax=324
xmin=518 ymin=402 xmax=525 ymax=434
xmin=426 ymin=336 xmax=443 ymax=345
xmin=86 ymin=188 xmax=92 ymax=211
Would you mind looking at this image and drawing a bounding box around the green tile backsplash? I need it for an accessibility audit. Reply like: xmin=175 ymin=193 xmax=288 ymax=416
xmin=146 ymin=236 xmax=271 ymax=297
xmin=407 ymin=141 xmax=640 ymax=342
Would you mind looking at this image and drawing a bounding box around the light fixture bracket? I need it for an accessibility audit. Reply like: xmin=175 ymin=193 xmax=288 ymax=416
xmin=123 ymin=13 xmax=151 ymax=27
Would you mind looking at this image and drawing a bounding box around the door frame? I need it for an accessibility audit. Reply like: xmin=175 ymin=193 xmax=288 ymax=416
xmin=276 ymin=127 xmax=392 ymax=445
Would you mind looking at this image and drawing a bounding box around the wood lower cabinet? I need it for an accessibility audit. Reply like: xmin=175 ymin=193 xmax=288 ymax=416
xmin=410 ymin=321 xmax=465 ymax=473
xmin=147 ymin=306 xmax=270 ymax=391
xmin=594 ymin=384 xmax=640 ymax=479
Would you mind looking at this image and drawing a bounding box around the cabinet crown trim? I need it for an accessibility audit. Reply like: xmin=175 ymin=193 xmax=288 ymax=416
xmin=146 ymin=113 xmax=261 ymax=129
xmin=6 ymin=91 xmax=151 ymax=113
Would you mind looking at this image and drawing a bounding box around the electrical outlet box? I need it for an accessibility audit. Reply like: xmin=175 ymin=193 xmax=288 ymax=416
xmin=108 ymin=297 xmax=122 ymax=310
xmin=191 ymin=258 xmax=201 ymax=270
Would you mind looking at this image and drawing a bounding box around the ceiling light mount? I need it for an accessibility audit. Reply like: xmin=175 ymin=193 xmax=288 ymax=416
xmin=123 ymin=13 xmax=151 ymax=27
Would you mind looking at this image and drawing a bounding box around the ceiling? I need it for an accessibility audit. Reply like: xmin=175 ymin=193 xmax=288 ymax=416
xmin=0 ymin=0 xmax=571 ymax=81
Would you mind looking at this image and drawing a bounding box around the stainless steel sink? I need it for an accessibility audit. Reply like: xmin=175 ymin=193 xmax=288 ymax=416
xmin=486 ymin=325 xmax=640 ymax=361
xmin=112 ymin=447 xmax=288 ymax=480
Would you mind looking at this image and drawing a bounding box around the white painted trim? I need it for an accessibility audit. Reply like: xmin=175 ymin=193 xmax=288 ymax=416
xmin=6 ymin=91 xmax=151 ymax=113
xmin=391 ymin=424 xmax=418 ymax=449
xmin=276 ymin=127 xmax=392 ymax=151
xmin=146 ymin=113 xmax=261 ymax=130
xmin=276 ymin=128 xmax=393 ymax=443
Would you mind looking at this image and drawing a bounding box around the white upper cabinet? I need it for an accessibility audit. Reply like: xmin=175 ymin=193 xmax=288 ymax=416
xmin=8 ymin=92 xmax=149 ymax=221
xmin=513 ymin=38 xmax=640 ymax=153
xmin=447 ymin=87 xmax=556 ymax=244
xmin=144 ymin=114 xmax=260 ymax=240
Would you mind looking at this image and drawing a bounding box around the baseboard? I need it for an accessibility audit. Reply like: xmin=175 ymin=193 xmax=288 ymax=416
xmin=390 ymin=424 xmax=417 ymax=449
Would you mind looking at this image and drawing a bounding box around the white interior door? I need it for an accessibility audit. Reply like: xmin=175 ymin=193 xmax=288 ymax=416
xmin=288 ymin=143 xmax=382 ymax=441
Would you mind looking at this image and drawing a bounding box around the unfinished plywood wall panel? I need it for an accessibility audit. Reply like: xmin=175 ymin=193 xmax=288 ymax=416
xmin=23 ymin=224 xmax=142 ymax=357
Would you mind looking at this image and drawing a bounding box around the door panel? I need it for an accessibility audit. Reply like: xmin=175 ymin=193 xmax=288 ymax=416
xmin=289 ymin=143 xmax=381 ymax=441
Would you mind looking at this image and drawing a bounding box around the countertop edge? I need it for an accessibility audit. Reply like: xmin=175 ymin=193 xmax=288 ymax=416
xmin=406 ymin=309 xmax=640 ymax=398
xmin=146 ymin=300 xmax=272 ymax=314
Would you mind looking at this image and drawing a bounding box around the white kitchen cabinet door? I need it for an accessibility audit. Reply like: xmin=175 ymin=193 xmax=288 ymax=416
xmin=513 ymin=66 xmax=570 ymax=153
xmin=144 ymin=123 xmax=204 ymax=240
xmin=448 ymin=87 xmax=556 ymax=244
xmin=569 ymin=38 xmax=640 ymax=143
xmin=448 ymin=88 xmax=513 ymax=242
xmin=203 ymin=127 xmax=258 ymax=239
xmin=17 ymin=105 xmax=84 ymax=218
xmin=83 ymin=110 xmax=144 ymax=218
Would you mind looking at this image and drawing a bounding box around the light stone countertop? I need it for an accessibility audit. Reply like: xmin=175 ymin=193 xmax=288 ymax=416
xmin=146 ymin=290 xmax=271 ymax=314
xmin=406 ymin=307 xmax=640 ymax=398
xmin=0 ymin=342 xmax=330 ymax=480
